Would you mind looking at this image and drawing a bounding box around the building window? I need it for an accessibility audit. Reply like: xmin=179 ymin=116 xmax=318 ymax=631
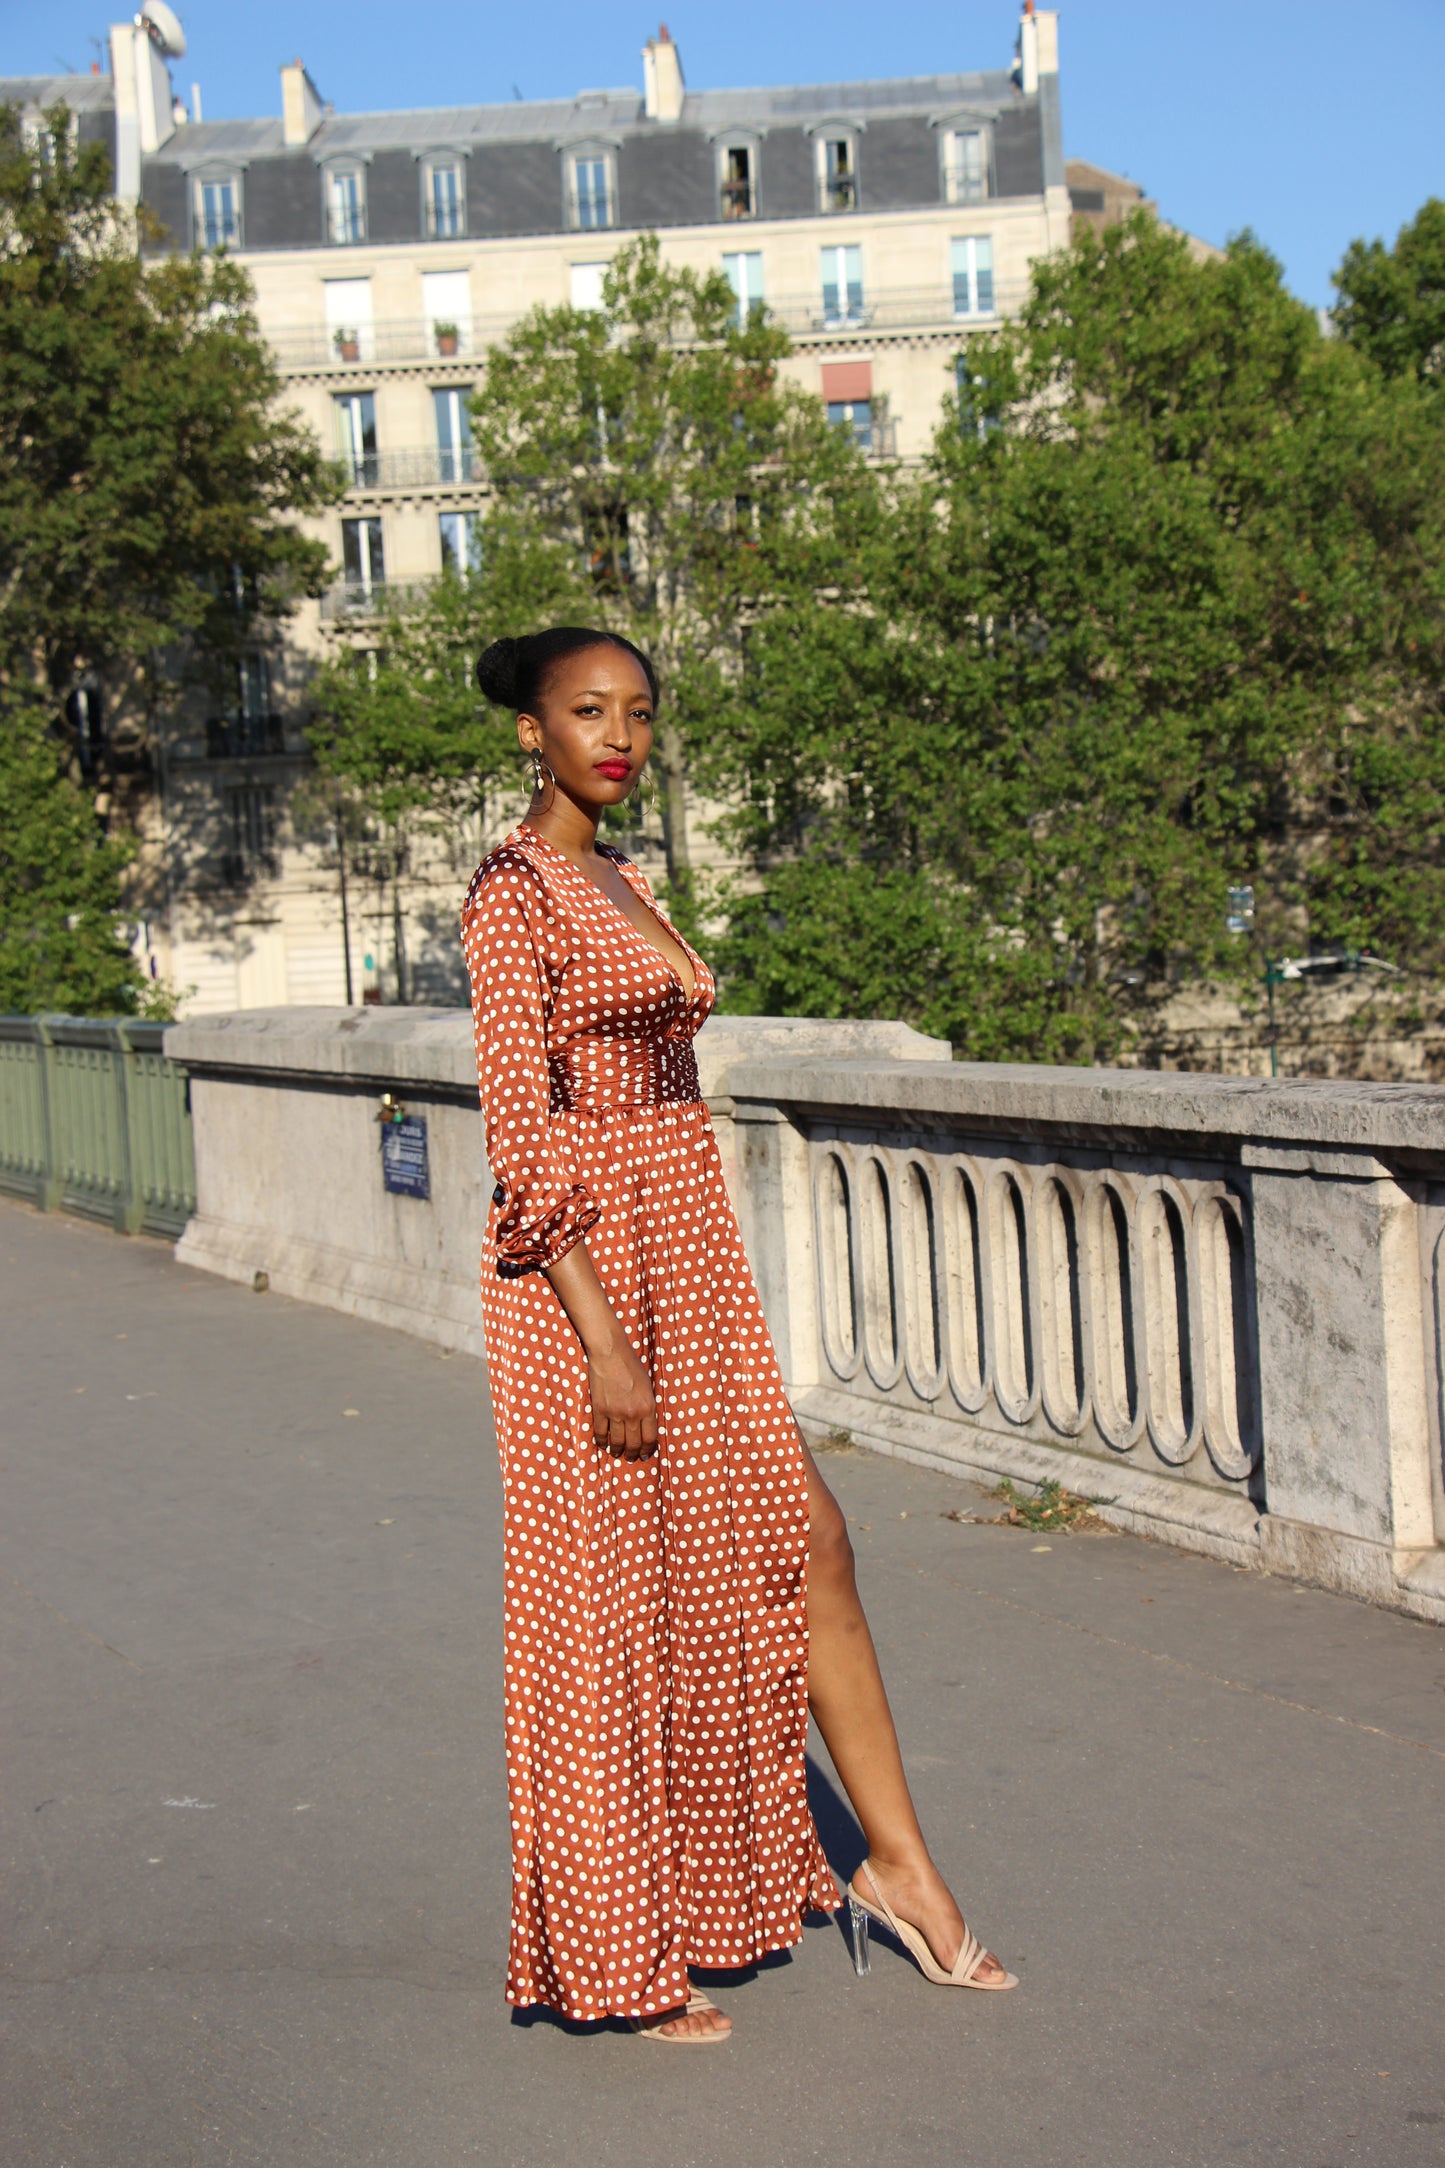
xmin=421 ymin=268 xmax=471 ymax=357
xmin=827 ymin=399 xmax=872 ymax=450
xmin=341 ymin=516 xmax=385 ymax=600
xmin=719 ymin=141 xmax=756 ymax=220
xmin=196 ymin=174 xmax=242 ymax=249
xmin=820 ymin=243 xmax=865 ymax=325
xmin=209 ymin=657 xmax=280 ymax=758
xmin=722 ymin=251 xmax=764 ymax=327
xmin=570 ymin=262 xmax=610 ymax=311
xmin=424 ymin=157 xmax=465 ymax=238
xmin=955 ymin=355 xmax=1001 ymax=440
xmin=817 ymin=135 xmax=858 ymax=214
xmin=334 ymin=392 xmax=378 ymax=487
xmin=569 ymin=153 xmax=613 ymax=231
xmin=324 ymin=277 xmax=373 ymax=364
xmin=325 ymin=165 xmax=367 ymax=246
xmin=222 ymin=783 xmax=278 ymax=883
xmin=438 ymin=510 xmax=482 ymax=576
xmin=433 ymin=387 xmax=474 ymax=482
xmin=943 ymin=129 xmax=991 ymax=205
xmin=951 ymin=235 xmax=995 ymax=317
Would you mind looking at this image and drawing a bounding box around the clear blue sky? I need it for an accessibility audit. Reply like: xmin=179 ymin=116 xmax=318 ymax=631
xmin=8 ymin=0 xmax=1441 ymax=308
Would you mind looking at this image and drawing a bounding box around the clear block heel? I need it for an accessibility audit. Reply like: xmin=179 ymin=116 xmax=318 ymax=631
xmin=848 ymin=1892 xmax=872 ymax=1977
xmin=846 ymin=1863 xmax=1018 ymax=1991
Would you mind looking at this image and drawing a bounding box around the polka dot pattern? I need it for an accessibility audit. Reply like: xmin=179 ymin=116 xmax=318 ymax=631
xmin=462 ymin=824 xmax=839 ymax=2021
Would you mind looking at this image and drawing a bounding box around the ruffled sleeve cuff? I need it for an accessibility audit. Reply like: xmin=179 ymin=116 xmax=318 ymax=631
xmin=492 ymin=1181 xmax=601 ymax=1279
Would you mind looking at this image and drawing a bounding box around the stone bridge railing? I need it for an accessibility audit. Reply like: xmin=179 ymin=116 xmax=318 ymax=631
xmin=162 ymin=1009 xmax=1445 ymax=1625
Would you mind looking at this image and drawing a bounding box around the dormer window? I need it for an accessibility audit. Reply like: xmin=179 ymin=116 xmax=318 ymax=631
xmin=568 ymin=150 xmax=615 ymax=231
xmin=720 ymin=142 xmax=755 ymax=221
xmin=942 ymin=126 xmax=992 ymax=205
xmin=195 ymin=172 xmax=243 ymax=249
xmin=816 ymin=134 xmax=858 ymax=214
xmin=325 ymin=163 xmax=368 ymax=246
xmin=423 ymin=156 xmax=465 ymax=239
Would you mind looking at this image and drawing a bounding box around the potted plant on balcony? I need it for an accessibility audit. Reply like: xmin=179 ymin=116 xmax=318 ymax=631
xmin=434 ymin=319 xmax=460 ymax=357
xmin=333 ymin=326 xmax=361 ymax=363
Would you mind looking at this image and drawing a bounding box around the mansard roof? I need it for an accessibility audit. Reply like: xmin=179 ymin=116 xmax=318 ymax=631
xmin=135 ymin=68 xmax=1018 ymax=167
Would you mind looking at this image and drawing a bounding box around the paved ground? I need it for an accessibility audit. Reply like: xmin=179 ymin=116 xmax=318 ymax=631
xmin=2 ymin=1196 xmax=1443 ymax=2168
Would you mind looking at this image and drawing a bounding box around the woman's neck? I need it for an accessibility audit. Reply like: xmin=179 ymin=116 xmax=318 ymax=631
xmin=522 ymin=787 xmax=600 ymax=865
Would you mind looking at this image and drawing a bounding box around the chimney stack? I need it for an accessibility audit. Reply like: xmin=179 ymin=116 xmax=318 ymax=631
xmin=642 ymin=25 xmax=685 ymax=123
xmin=1014 ymin=4 xmax=1059 ymax=96
xmin=281 ymin=58 xmax=324 ymax=147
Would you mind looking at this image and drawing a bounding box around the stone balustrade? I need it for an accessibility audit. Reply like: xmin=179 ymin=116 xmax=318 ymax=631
xmin=164 ymin=1008 xmax=1445 ymax=1624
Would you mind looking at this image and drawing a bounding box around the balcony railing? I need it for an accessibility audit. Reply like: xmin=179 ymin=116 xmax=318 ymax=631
xmin=318 ymin=574 xmax=449 ymax=623
xmin=302 ymin=318 xmax=481 ymax=370
xmin=339 ymin=447 xmax=485 ymax=493
xmin=272 ymin=280 xmax=1029 ymax=373
xmin=205 ymin=714 xmax=286 ymax=759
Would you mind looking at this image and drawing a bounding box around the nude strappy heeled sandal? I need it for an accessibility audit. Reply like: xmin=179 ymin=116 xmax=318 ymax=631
xmin=629 ymin=1986 xmax=732 ymax=2043
xmin=847 ymin=1863 xmax=1019 ymax=1991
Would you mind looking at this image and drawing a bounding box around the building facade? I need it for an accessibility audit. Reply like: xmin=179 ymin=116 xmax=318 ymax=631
xmin=7 ymin=8 xmax=1069 ymax=1012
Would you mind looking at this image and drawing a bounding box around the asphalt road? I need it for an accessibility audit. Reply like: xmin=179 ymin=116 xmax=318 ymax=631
xmin=3 ymin=1197 xmax=1443 ymax=2168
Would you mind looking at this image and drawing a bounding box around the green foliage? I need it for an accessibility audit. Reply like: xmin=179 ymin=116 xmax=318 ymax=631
xmin=711 ymin=213 xmax=1445 ymax=1062
xmin=467 ymin=234 xmax=872 ymax=910
xmin=0 ymin=103 xmax=341 ymax=1017
xmin=0 ymin=693 xmax=139 ymax=1012
xmin=985 ymin=1479 xmax=1109 ymax=1533
xmin=1333 ymin=198 xmax=1445 ymax=387
xmin=0 ymin=104 xmax=340 ymax=717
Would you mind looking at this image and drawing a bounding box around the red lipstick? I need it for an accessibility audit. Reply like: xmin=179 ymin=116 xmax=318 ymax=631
xmin=594 ymin=759 xmax=632 ymax=780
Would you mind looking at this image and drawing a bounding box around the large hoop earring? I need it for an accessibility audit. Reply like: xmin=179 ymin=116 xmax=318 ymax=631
xmin=529 ymin=753 xmax=554 ymax=801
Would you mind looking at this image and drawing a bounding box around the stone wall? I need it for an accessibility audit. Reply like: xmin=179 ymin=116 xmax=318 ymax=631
xmin=166 ymin=1007 xmax=1445 ymax=1624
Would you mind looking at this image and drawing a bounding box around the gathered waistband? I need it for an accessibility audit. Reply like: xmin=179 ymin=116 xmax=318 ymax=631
xmin=548 ymin=1036 xmax=701 ymax=1114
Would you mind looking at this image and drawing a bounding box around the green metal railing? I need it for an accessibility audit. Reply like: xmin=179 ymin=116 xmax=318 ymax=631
xmin=0 ymin=1016 xmax=195 ymax=1237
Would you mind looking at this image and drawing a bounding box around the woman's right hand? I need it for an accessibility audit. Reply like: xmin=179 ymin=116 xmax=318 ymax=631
xmin=543 ymin=1240 xmax=659 ymax=1461
xmin=586 ymin=1338 xmax=658 ymax=1461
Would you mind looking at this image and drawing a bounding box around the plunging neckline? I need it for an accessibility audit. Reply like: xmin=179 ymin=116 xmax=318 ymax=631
xmin=518 ymin=825 xmax=699 ymax=1004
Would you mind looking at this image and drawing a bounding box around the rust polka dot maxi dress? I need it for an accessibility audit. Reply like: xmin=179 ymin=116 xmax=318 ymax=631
xmin=461 ymin=822 xmax=838 ymax=2020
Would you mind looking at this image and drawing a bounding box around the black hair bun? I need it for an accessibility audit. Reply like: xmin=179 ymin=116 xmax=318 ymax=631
xmin=476 ymin=636 xmax=521 ymax=707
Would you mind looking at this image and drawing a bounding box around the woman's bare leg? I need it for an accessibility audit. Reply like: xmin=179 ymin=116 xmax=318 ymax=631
xmin=801 ymin=1439 xmax=1009 ymax=1983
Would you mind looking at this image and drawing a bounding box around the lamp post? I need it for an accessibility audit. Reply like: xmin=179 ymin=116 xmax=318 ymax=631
xmin=1223 ymin=887 xmax=1401 ymax=1077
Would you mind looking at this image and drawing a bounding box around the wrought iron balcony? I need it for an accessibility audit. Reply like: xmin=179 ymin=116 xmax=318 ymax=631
xmin=338 ymin=447 xmax=485 ymax=493
xmin=270 ymin=278 xmax=1028 ymax=374
xmin=204 ymin=714 xmax=286 ymax=759
xmin=318 ymin=574 xmax=448 ymax=623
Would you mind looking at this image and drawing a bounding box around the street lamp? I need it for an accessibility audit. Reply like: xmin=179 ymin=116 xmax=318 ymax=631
xmin=1223 ymin=886 xmax=1402 ymax=1076
xmin=1261 ymin=949 xmax=1403 ymax=1078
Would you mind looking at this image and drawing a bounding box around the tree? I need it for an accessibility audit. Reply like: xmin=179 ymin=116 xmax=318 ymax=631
xmin=0 ymin=104 xmax=339 ymax=742
xmin=1333 ymin=198 xmax=1445 ymax=387
xmin=467 ymin=234 xmax=874 ymax=914
xmin=709 ymin=213 xmax=1445 ymax=1063
xmin=303 ymin=536 xmax=577 ymax=998
xmin=0 ymin=103 xmax=341 ymax=1013
xmin=0 ymin=694 xmax=138 ymax=1012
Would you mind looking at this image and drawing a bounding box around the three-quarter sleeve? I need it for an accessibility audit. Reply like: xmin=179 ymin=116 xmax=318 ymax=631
xmin=461 ymin=853 xmax=600 ymax=1277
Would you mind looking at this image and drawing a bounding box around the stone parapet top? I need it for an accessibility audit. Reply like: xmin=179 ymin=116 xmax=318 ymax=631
xmin=165 ymin=1007 xmax=482 ymax=1093
xmin=164 ymin=1010 xmax=1445 ymax=1156
xmin=724 ymin=1056 xmax=1445 ymax=1157
xmin=162 ymin=1008 xmax=952 ymax=1099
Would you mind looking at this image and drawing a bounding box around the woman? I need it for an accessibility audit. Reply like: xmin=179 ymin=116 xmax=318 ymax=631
xmin=462 ymin=625 xmax=1016 ymax=2042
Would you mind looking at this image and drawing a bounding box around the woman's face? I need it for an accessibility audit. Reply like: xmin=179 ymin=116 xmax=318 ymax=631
xmin=517 ymin=644 xmax=654 ymax=811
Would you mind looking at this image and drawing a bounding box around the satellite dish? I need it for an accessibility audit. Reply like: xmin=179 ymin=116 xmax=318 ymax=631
xmin=140 ymin=1 xmax=187 ymax=58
